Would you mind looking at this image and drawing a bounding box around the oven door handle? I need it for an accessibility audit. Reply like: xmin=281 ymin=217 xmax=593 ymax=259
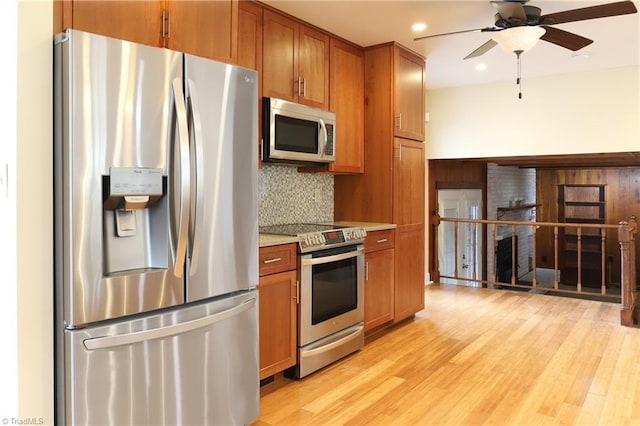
xmin=300 ymin=324 xmax=364 ymax=358
xmin=301 ymin=247 xmax=364 ymax=266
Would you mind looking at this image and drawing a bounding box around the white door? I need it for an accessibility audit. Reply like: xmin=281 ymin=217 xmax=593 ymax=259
xmin=437 ymin=189 xmax=483 ymax=286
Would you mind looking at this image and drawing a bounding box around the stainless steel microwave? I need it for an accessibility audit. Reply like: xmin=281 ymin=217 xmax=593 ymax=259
xmin=262 ymin=97 xmax=336 ymax=165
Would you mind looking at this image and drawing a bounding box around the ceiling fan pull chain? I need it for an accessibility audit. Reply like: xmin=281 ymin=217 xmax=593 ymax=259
xmin=516 ymin=50 xmax=523 ymax=99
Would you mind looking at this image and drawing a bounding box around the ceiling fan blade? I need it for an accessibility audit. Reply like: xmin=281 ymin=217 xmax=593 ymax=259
xmin=540 ymin=26 xmax=594 ymax=51
xmin=414 ymin=27 xmax=498 ymax=41
xmin=491 ymin=1 xmax=527 ymax=21
xmin=540 ymin=1 xmax=637 ymax=25
xmin=464 ymin=39 xmax=498 ymax=59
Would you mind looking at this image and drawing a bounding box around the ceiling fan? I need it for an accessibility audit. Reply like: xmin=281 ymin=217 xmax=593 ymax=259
xmin=414 ymin=0 xmax=638 ymax=59
xmin=414 ymin=0 xmax=637 ymax=98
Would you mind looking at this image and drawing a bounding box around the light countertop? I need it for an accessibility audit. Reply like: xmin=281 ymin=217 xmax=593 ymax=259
xmin=259 ymin=221 xmax=396 ymax=248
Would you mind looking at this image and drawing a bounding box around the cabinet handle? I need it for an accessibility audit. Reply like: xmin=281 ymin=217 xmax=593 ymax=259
xmin=376 ymin=238 xmax=388 ymax=244
xmin=396 ymin=145 xmax=402 ymax=160
xmin=296 ymin=77 xmax=302 ymax=97
xmin=366 ymin=261 xmax=369 ymax=281
xmin=162 ymin=9 xmax=171 ymax=41
xmin=296 ymin=280 xmax=300 ymax=304
xmin=396 ymin=112 xmax=402 ymax=130
xmin=263 ymin=257 xmax=282 ymax=264
xmin=302 ymin=78 xmax=307 ymax=98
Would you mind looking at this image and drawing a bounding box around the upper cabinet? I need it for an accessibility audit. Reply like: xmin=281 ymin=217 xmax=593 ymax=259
xmin=262 ymin=9 xmax=329 ymax=110
xmin=327 ymin=38 xmax=364 ymax=174
xmin=394 ymin=47 xmax=426 ymax=141
xmin=237 ymin=0 xmax=263 ymax=73
xmin=69 ymin=1 xmax=163 ymax=47
xmin=166 ymin=0 xmax=238 ymax=63
xmin=60 ymin=0 xmax=238 ymax=63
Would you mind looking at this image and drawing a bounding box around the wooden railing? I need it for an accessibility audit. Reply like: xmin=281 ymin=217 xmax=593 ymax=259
xmin=432 ymin=214 xmax=638 ymax=326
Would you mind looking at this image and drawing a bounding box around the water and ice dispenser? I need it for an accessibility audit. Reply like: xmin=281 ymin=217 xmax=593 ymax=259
xmin=103 ymin=167 xmax=168 ymax=275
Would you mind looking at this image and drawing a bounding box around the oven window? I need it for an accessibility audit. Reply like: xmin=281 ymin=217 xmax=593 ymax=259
xmin=275 ymin=114 xmax=318 ymax=154
xmin=311 ymin=257 xmax=358 ymax=325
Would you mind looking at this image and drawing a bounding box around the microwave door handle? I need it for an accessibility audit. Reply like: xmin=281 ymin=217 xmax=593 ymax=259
xmin=185 ymin=79 xmax=204 ymax=276
xmin=171 ymin=78 xmax=190 ymax=278
xmin=319 ymin=119 xmax=327 ymax=158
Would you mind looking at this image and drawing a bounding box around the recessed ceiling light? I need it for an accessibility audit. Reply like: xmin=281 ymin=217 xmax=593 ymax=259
xmin=475 ymin=63 xmax=488 ymax=72
xmin=412 ymin=23 xmax=427 ymax=32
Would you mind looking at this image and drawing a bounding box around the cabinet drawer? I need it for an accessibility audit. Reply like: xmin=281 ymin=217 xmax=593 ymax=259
xmin=259 ymin=243 xmax=297 ymax=276
xmin=365 ymin=229 xmax=395 ymax=253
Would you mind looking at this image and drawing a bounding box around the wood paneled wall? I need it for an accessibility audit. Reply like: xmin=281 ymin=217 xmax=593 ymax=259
xmin=427 ymin=160 xmax=487 ymax=280
xmin=536 ymin=168 xmax=640 ymax=284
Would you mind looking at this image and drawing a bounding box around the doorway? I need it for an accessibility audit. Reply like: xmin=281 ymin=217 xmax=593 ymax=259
xmin=438 ymin=189 xmax=483 ymax=286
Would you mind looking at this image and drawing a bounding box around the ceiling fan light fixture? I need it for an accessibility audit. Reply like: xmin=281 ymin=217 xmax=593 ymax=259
xmin=492 ymin=26 xmax=546 ymax=53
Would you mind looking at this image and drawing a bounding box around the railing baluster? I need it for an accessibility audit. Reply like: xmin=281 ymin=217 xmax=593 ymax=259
xmin=554 ymin=226 xmax=559 ymax=290
xmin=491 ymin=224 xmax=497 ymax=283
xmin=472 ymin=222 xmax=478 ymax=281
xmin=601 ymin=228 xmax=606 ymax=295
xmin=577 ymin=227 xmax=582 ymax=293
xmin=511 ymin=224 xmax=517 ymax=285
xmin=532 ymin=225 xmax=537 ymax=288
xmin=454 ymin=221 xmax=459 ymax=279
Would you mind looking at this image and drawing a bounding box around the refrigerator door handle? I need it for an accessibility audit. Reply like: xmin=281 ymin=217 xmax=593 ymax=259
xmin=186 ymin=78 xmax=205 ymax=275
xmin=83 ymin=297 xmax=257 ymax=351
xmin=172 ymin=78 xmax=191 ymax=278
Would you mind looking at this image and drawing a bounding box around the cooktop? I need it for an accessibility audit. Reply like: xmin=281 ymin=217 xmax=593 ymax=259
xmin=260 ymin=223 xmax=366 ymax=253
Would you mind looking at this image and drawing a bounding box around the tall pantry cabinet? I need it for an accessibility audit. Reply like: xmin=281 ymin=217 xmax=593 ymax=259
xmin=335 ymin=42 xmax=426 ymax=323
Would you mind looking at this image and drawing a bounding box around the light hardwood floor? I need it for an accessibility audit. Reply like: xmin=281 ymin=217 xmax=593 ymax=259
xmin=254 ymin=283 xmax=640 ymax=425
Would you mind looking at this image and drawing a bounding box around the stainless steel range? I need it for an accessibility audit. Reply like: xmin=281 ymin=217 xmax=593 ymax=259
xmin=260 ymin=223 xmax=367 ymax=378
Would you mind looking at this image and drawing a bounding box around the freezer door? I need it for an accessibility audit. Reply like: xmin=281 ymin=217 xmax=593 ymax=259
xmin=62 ymin=291 xmax=259 ymax=426
xmin=183 ymin=56 xmax=259 ymax=302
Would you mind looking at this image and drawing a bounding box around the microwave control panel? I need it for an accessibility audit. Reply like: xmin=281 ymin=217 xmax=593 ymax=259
xmin=324 ymin=124 xmax=334 ymax=156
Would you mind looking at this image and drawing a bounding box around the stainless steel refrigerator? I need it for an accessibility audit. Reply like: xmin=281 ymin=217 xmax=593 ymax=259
xmin=53 ymin=29 xmax=259 ymax=425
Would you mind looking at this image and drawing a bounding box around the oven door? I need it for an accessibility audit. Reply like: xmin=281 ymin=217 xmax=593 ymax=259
xmin=298 ymin=244 xmax=364 ymax=347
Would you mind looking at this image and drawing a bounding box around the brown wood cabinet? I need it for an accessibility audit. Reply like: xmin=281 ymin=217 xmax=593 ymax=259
xmin=67 ymin=0 xmax=163 ymax=46
xmin=237 ymin=0 xmax=263 ymax=167
xmin=335 ymin=42 xmax=426 ymax=323
xmin=166 ymin=0 xmax=237 ymax=63
xmin=60 ymin=0 xmax=238 ymax=63
xmin=394 ymin=48 xmax=426 ymax=141
xmin=327 ymin=38 xmax=364 ymax=174
xmin=364 ymin=229 xmax=395 ymax=332
xmin=258 ymin=243 xmax=298 ymax=379
xmin=262 ymin=9 xmax=329 ymax=109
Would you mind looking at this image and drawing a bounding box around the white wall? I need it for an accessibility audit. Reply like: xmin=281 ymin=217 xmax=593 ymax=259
xmin=0 ymin=0 xmax=18 ymax=421
xmin=426 ymin=66 xmax=640 ymax=159
xmin=15 ymin=0 xmax=54 ymax=424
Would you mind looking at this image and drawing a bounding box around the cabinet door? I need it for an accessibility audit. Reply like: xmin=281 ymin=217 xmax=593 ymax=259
xmin=328 ymin=38 xmax=364 ymax=174
xmin=71 ymin=0 xmax=163 ymax=47
xmin=298 ymin=26 xmax=330 ymax=109
xmin=394 ymin=225 xmax=425 ymax=322
xmin=238 ymin=0 xmax=263 ymax=167
xmin=258 ymin=270 xmax=297 ymax=379
xmin=263 ymin=10 xmax=299 ymax=102
xmin=393 ymin=139 xmax=425 ymax=227
xmin=365 ymin=248 xmax=394 ymax=332
xmin=167 ymin=0 xmax=238 ymax=63
xmin=394 ymin=47 xmax=425 ymax=141
xmin=237 ymin=0 xmax=262 ymax=72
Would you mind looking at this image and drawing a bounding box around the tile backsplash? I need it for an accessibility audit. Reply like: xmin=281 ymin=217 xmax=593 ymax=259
xmin=258 ymin=164 xmax=334 ymax=226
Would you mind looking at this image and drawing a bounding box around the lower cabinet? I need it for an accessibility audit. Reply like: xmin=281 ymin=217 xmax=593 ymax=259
xmin=258 ymin=244 xmax=297 ymax=379
xmin=394 ymin=225 xmax=425 ymax=322
xmin=364 ymin=229 xmax=395 ymax=333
